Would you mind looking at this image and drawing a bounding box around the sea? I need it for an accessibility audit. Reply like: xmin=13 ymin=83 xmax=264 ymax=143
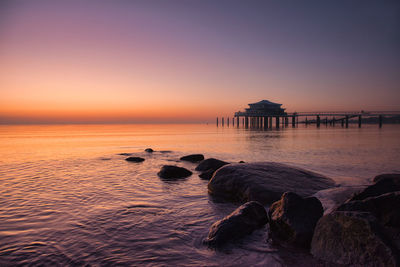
xmin=0 ymin=123 xmax=399 ymax=266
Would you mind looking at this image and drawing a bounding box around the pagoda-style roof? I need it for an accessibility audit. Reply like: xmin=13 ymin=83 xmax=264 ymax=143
xmin=249 ymin=100 xmax=282 ymax=106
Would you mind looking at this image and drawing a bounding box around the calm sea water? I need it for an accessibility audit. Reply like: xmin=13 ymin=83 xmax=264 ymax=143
xmin=0 ymin=124 xmax=399 ymax=266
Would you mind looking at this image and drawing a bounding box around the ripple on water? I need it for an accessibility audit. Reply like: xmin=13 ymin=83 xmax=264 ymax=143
xmin=1 ymin=124 xmax=399 ymax=265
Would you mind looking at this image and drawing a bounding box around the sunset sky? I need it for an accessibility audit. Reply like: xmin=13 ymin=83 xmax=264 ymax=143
xmin=0 ymin=0 xmax=399 ymax=123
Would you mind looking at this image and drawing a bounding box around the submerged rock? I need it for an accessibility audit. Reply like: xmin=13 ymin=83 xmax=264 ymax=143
xmin=180 ymin=154 xmax=205 ymax=163
xmin=349 ymin=173 xmax=400 ymax=201
xmin=145 ymin=148 xmax=154 ymax=153
xmin=204 ymin=201 xmax=268 ymax=248
xmin=158 ymin=165 xmax=192 ymax=179
xmin=125 ymin=157 xmax=145 ymax=162
xmin=118 ymin=153 xmax=133 ymax=156
xmin=195 ymin=158 xmax=229 ymax=180
xmin=311 ymin=211 xmax=399 ymax=266
xmin=208 ymin=162 xmax=335 ymax=205
xmin=268 ymin=192 xmax=323 ymax=248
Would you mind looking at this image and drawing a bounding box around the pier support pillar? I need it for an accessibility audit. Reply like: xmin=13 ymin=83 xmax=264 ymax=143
xmin=237 ymin=116 xmax=239 ymax=127
xmin=276 ymin=117 xmax=280 ymax=128
xmin=332 ymin=117 xmax=335 ymax=126
xmin=379 ymin=115 xmax=383 ymax=128
xmin=358 ymin=115 xmax=362 ymax=128
xmin=264 ymin=116 xmax=268 ymax=129
xmin=222 ymin=117 xmax=224 ymax=127
xmin=269 ymin=117 xmax=272 ymax=128
xmin=232 ymin=117 xmax=234 ymax=127
xmin=245 ymin=116 xmax=249 ymax=128
xmin=305 ymin=117 xmax=308 ymax=126
xmin=316 ymin=115 xmax=320 ymax=127
xmin=216 ymin=117 xmax=218 ymax=127
xmin=227 ymin=117 xmax=229 ymax=127
xmin=325 ymin=117 xmax=328 ymax=126
xmin=341 ymin=118 xmax=344 ymax=127
xmin=292 ymin=116 xmax=296 ymax=127
xmin=345 ymin=115 xmax=349 ymax=128
xmin=285 ymin=117 xmax=289 ymax=126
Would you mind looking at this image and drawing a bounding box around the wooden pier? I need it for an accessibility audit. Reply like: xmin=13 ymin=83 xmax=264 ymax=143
xmin=216 ymin=111 xmax=400 ymax=129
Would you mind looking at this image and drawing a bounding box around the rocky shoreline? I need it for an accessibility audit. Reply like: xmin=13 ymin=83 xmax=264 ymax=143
xmin=121 ymin=149 xmax=400 ymax=266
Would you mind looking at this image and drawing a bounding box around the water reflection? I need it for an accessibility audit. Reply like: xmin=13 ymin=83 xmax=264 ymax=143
xmin=0 ymin=124 xmax=399 ymax=265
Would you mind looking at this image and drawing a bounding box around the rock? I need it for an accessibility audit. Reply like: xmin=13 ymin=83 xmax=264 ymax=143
xmin=180 ymin=154 xmax=205 ymax=163
xmin=268 ymin=192 xmax=323 ymax=247
xmin=118 ymin=153 xmax=132 ymax=156
xmin=158 ymin=165 xmax=192 ymax=179
xmin=208 ymin=162 xmax=335 ymax=205
xmin=239 ymin=161 xmax=245 ymax=163
xmin=195 ymin=158 xmax=229 ymax=172
xmin=125 ymin=157 xmax=145 ymax=162
xmin=313 ymin=185 xmax=367 ymax=214
xmin=337 ymin=192 xmax=400 ymax=229
xmin=145 ymin=148 xmax=154 ymax=153
xmin=195 ymin=158 xmax=229 ymax=180
xmin=311 ymin=211 xmax=399 ymax=266
xmin=204 ymin=201 xmax=268 ymax=248
xmin=349 ymin=174 xmax=400 ymax=201
xmin=373 ymin=173 xmax=400 ymax=183
xmin=198 ymin=169 xmax=215 ymax=180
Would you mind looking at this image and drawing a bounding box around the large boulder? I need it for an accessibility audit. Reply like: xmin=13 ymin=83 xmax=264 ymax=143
xmin=180 ymin=154 xmax=205 ymax=163
xmin=158 ymin=165 xmax=192 ymax=179
xmin=204 ymin=201 xmax=268 ymax=248
xmin=268 ymin=192 xmax=323 ymax=248
xmin=311 ymin=211 xmax=399 ymax=266
xmin=145 ymin=148 xmax=154 ymax=153
xmin=195 ymin=158 xmax=229 ymax=180
xmin=313 ymin=185 xmax=367 ymax=214
xmin=337 ymin=192 xmax=400 ymax=229
xmin=125 ymin=157 xmax=145 ymax=162
xmin=208 ymin=162 xmax=335 ymax=205
xmin=373 ymin=173 xmax=400 ymax=183
xmin=349 ymin=173 xmax=400 ymax=201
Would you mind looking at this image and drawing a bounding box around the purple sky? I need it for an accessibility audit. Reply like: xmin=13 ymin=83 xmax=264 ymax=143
xmin=0 ymin=0 xmax=399 ymax=123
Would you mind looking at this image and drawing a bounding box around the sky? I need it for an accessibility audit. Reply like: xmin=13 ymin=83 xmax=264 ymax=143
xmin=0 ymin=0 xmax=399 ymax=123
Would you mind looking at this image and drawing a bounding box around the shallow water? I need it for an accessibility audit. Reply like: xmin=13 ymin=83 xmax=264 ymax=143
xmin=0 ymin=124 xmax=399 ymax=266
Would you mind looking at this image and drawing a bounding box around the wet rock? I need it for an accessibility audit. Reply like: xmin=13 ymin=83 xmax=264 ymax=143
xmin=118 ymin=153 xmax=133 ymax=156
xmin=158 ymin=165 xmax=192 ymax=179
xmin=125 ymin=157 xmax=145 ymax=162
xmin=337 ymin=191 xmax=400 ymax=229
xmin=373 ymin=173 xmax=400 ymax=183
xmin=349 ymin=173 xmax=400 ymax=201
xmin=198 ymin=169 xmax=215 ymax=180
xmin=313 ymin=185 xmax=366 ymax=214
xmin=195 ymin=158 xmax=229 ymax=180
xmin=180 ymin=154 xmax=205 ymax=163
xmin=208 ymin=162 xmax=335 ymax=205
xmin=204 ymin=201 xmax=268 ymax=248
xmin=268 ymin=192 xmax=323 ymax=247
xmin=239 ymin=161 xmax=245 ymax=163
xmin=145 ymin=148 xmax=154 ymax=153
xmin=311 ymin=211 xmax=399 ymax=266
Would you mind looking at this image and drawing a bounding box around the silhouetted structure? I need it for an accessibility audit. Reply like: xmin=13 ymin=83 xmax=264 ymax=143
xmin=215 ymin=100 xmax=400 ymax=129
xmin=236 ymin=100 xmax=286 ymax=117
